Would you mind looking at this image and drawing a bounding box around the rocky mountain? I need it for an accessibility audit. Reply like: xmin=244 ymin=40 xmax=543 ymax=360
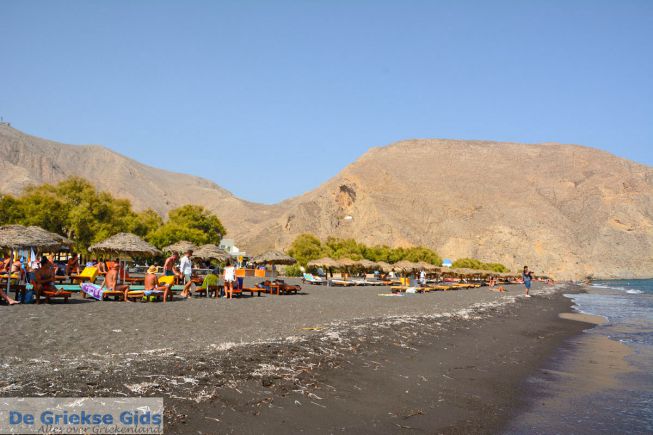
xmin=2 ymin=124 xmax=652 ymax=279
xmin=0 ymin=124 xmax=281 ymax=235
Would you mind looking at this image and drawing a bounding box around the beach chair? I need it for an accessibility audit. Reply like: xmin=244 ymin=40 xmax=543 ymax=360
xmin=279 ymin=283 xmax=301 ymax=295
xmin=302 ymin=273 xmax=324 ymax=285
xmin=240 ymin=286 xmax=266 ymax=297
xmin=124 ymin=285 xmax=168 ymax=302
xmin=70 ymin=266 xmax=98 ymax=284
xmin=37 ymin=284 xmax=73 ymax=303
xmin=195 ymin=284 xmax=222 ymax=298
xmin=225 ymin=279 xmax=243 ymax=299
xmin=330 ymin=278 xmax=354 ymax=287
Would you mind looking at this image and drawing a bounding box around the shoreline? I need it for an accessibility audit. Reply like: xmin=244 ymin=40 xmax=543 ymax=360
xmin=0 ymin=281 xmax=598 ymax=433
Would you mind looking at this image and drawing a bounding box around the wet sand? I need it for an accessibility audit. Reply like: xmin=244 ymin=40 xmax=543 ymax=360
xmin=0 ymin=280 xmax=593 ymax=433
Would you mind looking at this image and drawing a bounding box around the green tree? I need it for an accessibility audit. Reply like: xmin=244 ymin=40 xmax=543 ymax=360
xmin=147 ymin=205 xmax=226 ymax=248
xmin=452 ymin=257 xmax=508 ymax=272
xmin=0 ymin=194 xmax=24 ymax=225
xmin=402 ymin=246 xmax=442 ymax=265
xmin=323 ymin=237 xmax=364 ymax=260
xmin=287 ymin=233 xmax=324 ymax=265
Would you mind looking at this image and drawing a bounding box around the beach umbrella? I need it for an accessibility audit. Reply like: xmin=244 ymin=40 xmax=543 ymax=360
xmin=416 ymin=261 xmax=440 ymax=272
xmin=0 ymin=225 xmax=73 ymax=252
xmin=337 ymin=258 xmax=357 ymax=268
xmin=88 ymin=233 xmax=160 ymax=284
xmin=193 ymin=244 xmax=231 ymax=262
xmin=162 ymin=240 xmax=197 ymax=254
xmin=251 ymin=250 xmax=297 ymax=265
xmin=251 ymin=250 xmax=296 ymax=279
xmin=0 ymin=225 xmax=74 ymax=295
xmin=307 ymin=257 xmax=339 ymax=269
xmin=374 ymin=261 xmax=393 ymax=273
xmin=356 ymin=259 xmax=378 ymax=270
xmin=393 ymin=260 xmax=420 ymax=271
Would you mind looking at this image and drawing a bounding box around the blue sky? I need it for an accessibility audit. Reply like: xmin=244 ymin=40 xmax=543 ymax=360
xmin=2 ymin=0 xmax=652 ymax=203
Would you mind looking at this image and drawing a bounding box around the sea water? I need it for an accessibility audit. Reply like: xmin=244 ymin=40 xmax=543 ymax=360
xmin=564 ymin=280 xmax=653 ymax=433
xmin=506 ymin=280 xmax=653 ymax=434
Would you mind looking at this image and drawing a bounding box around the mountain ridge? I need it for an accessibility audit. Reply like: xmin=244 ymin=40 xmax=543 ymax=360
xmin=1 ymin=124 xmax=652 ymax=280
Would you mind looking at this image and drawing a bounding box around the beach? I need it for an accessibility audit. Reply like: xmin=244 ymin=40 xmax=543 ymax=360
xmin=0 ymin=280 xmax=619 ymax=433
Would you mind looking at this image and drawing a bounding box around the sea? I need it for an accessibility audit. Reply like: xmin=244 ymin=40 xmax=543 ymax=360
xmin=564 ymin=279 xmax=653 ymax=433
xmin=507 ymin=280 xmax=653 ymax=434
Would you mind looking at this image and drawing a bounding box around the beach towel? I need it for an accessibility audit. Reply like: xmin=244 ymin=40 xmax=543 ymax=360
xmin=81 ymin=283 xmax=104 ymax=300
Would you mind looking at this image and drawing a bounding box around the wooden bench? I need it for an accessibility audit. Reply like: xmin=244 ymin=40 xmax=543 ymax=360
xmin=194 ymin=284 xmax=223 ymax=298
xmin=241 ymin=287 xmax=265 ymax=297
xmin=40 ymin=290 xmax=72 ymax=303
xmin=279 ymin=284 xmax=301 ymax=295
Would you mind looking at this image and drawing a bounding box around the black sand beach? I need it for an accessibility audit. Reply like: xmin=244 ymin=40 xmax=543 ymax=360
xmin=0 ymin=281 xmax=600 ymax=433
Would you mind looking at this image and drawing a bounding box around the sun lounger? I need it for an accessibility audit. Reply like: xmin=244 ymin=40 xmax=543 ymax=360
xmin=240 ymin=287 xmax=266 ymax=297
xmin=302 ymin=273 xmax=324 ymax=285
xmin=279 ymin=283 xmax=301 ymax=295
xmin=39 ymin=287 xmax=73 ymax=303
xmin=329 ymin=279 xmax=354 ymax=287
xmin=124 ymin=285 xmax=167 ymax=302
xmin=195 ymin=284 xmax=222 ymax=298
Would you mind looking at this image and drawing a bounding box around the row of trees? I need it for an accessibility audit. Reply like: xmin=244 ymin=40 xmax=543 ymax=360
xmin=287 ymin=234 xmax=443 ymax=266
xmin=451 ymin=258 xmax=509 ymax=273
xmin=287 ymin=234 xmax=509 ymax=272
xmin=0 ymin=177 xmax=226 ymax=252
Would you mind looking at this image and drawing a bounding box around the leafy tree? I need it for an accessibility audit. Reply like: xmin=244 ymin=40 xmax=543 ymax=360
xmin=287 ymin=233 xmax=324 ymax=265
xmin=452 ymin=257 xmax=508 ymax=272
xmin=0 ymin=177 xmax=226 ymax=253
xmin=146 ymin=205 xmax=226 ymax=248
xmin=323 ymin=237 xmax=364 ymax=260
xmin=402 ymin=246 xmax=442 ymax=265
xmin=287 ymin=234 xmax=443 ymax=267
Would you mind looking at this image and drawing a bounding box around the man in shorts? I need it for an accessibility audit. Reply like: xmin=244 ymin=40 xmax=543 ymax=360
xmin=163 ymin=251 xmax=180 ymax=281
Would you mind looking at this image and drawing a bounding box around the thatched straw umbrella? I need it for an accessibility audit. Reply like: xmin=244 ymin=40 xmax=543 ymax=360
xmin=251 ymin=250 xmax=296 ymax=265
xmin=393 ymin=260 xmax=419 ymax=271
xmin=0 ymin=225 xmax=74 ymax=294
xmin=251 ymin=250 xmax=296 ymax=278
xmin=88 ymin=233 xmax=160 ymax=283
xmin=307 ymin=257 xmax=339 ymax=280
xmin=337 ymin=258 xmax=356 ymax=268
xmin=193 ymin=244 xmax=231 ymax=262
xmin=375 ymin=261 xmax=394 ymax=273
xmin=307 ymin=257 xmax=339 ymax=269
xmin=416 ymin=261 xmax=440 ymax=272
xmin=0 ymin=225 xmax=72 ymax=252
xmin=163 ymin=241 xmax=197 ymax=254
xmin=357 ymin=259 xmax=378 ymax=271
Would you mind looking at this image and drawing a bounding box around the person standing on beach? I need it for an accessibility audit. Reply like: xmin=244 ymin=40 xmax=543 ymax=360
xmin=522 ymin=266 xmax=533 ymax=297
xmin=163 ymin=252 xmax=180 ymax=279
xmin=179 ymin=250 xmax=193 ymax=296
xmin=223 ymin=260 xmax=236 ymax=299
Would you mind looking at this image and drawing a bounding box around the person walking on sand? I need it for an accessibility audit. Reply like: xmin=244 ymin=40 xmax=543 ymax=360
xmin=223 ymin=260 xmax=236 ymax=299
xmin=522 ymin=266 xmax=534 ymax=297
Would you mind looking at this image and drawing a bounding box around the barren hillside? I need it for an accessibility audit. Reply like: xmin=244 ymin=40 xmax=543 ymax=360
xmin=0 ymin=124 xmax=281 ymax=235
xmin=2 ymin=125 xmax=652 ymax=279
